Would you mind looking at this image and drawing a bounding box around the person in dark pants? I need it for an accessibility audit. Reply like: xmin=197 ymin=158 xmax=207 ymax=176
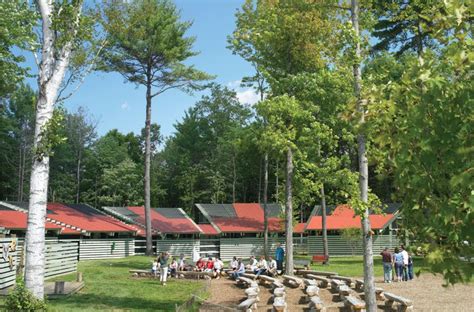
xmin=275 ymin=243 xmax=284 ymax=273
xmin=380 ymin=247 xmax=393 ymax=283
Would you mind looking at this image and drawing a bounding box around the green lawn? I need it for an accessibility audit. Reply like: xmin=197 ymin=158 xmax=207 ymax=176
xmin=298 ymin=255 xmax=430 ymax=277
xmin=2 ymin=256 xmax=207 ymax=312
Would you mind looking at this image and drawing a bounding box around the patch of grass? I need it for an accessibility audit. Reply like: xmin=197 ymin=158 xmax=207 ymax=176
xmin=1 ymin=256 xmax=207 ymax=312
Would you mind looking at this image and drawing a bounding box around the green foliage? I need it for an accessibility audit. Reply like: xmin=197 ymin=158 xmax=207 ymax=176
xmin=368 ymin=0 xmax=473 ymax=284
xmin=5 ymin=278 xmax=47 ymax=312
xmin=35 ymin=108 xmax=67 ymax=161
xmin=0 ymin=2 xmax=37 ymax=96
xmin=100 ymin=0 xmax=212 ymax=94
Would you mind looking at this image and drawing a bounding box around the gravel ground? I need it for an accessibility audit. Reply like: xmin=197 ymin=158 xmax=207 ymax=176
xmin=200 ymin=274 xmax=474 ymax=312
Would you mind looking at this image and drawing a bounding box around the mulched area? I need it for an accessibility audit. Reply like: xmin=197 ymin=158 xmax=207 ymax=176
xmin=200 ymin=274 xmax=474 ymax=312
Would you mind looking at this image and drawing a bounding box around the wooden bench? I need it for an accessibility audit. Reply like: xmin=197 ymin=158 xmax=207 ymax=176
xmin=282 ymin=275 xmax=304 ymax=288
xmin=242 ymin=273 xmax=257 ymax=280
xmin=311 ymin=255 xmax=329 ymax=264
xmin=358 ymin=287 xmax=385 ymax=301
xmin=306 ymin=285 xmax=320 ymax=297
xmin=237 ymin=277 xmax=259 ymax=288
xmin=272 ymin=280 xmax=284 ymax=290
xmin=330 ymin=279 xmax=346 ymax=291
xmin=237 ymin=297 xmax=258 ymax=311
xmin=306 ymin=274 xmax=330 ymax=288
xmin=309 ymin=296 xmax=325 ymax=312
xmin=273 ymin=287 xmax=286 ymax=298
xmin=384 ymin=292 xmax=413 ymax=311
xmin=338 ymin=284 xmax=351 ymax=298
xmin=177 ymin=271 xmax=215 ymax=279
xmin=259 ymin=275 xmax=276 ymax=286
xmin=294 ymin=259 xmax=311 ymax=269
xmin=273 ymin=296 xmax=287 ymax=312
xmin=297 ymin=270 xmax=338 ymax=277
xmin=344 ymin=295 xmax=366 ymax=312
xmin=335 ymin=276 xmax=354 ymax=287
xmin=303 ymin=278 xmax=318 ymax=287
xmin=245 ymin=287 xmax=260 ymax=301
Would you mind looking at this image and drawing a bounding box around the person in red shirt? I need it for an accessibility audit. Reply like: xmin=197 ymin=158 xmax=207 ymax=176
xmin=195 ymin=258 xmax=205 ymax=272
xmin=205 ymin=257 xmax=214 ymax=272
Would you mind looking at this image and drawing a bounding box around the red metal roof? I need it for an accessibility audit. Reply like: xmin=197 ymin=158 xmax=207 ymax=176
xmin=0 ymin=210 xmax=61 ymax=231
xmin=127 ymin=206 xmax=201 ymax=234
xmin=294 ymin=222 xmax=306 ymax=234
xmin=207 ymin=203 xmax=284 ymax=233
xmin=46 ymin=203 xmax=136 ymax=233
xmin=305 ymin=205 xmax=394 ymax=230
xmin=198 ymin=224 xmax=220 ymax=235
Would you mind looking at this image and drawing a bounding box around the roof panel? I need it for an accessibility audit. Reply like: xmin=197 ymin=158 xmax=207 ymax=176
xmin=154 ymin=208 xmax=184 ymax=219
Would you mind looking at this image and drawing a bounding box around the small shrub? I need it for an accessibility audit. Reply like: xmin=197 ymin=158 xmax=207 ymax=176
xmin=5 ymin=279 xmax=47 ymax=312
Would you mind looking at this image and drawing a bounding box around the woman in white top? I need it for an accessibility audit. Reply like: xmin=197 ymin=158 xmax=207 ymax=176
xmin=213 ymin=257 xmax=223 ymax=279
xmin=230 ymin=256 xmax=239 ymax=271
xmin=254 ymin=255 xmax=268 ymax=277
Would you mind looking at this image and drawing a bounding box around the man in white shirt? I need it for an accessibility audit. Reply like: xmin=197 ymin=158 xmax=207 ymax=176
xmin=246 ymin=255 xmax=258 ymax=271
xmin=214 ymin=257 xmax=223 ymax=279
xmin=268 ymin=256 xmax=277 ymax=276
xmin=400 ymin=245 xmax=409 ymax=281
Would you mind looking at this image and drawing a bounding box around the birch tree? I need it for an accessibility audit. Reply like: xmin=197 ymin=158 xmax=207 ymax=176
xmin=25 ymin=0 xmax=87 ymax=299
xmin=350 ymin=0 xmax=376 ymax=309
xmin=100 ymin=0 xmax=211 ymax=255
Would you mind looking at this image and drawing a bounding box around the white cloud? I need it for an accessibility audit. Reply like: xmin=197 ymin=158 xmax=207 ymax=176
xmin=120 ymin=101 xmax=129 ymax=110
xmin=236 ymin=88 xmax=260 ymax=106
xmin=227 ymin=80 xmax=242 ymax=88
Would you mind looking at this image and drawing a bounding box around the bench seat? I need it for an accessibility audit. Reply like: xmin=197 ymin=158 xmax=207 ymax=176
xmin=344 ymin=295 xmax=366 ymax=312
xmin=311 ymin=255 xmax=329 ymax=264
xmin=282 ymin=274 xmax=303 ymax=288
xmin=237 ymin=297 xmax=258 ymax=311
xmin=308 ymin=296 xmax=325 ymax=312
xmin=273 ymin=296 xmax=287 ymax=312
xmin=297 ymin=270 xmax=338 ymax=277
xmin=306 ymin=285 xmax=320 ymax=297
xmin=384 ymin=292 xmax=413 ymax=311
xmin=306 ymin=274 xmax=330 ymax=288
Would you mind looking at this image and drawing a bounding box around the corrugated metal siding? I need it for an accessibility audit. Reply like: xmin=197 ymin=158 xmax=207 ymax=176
xmin=308 ymin=235 xmax=399 ymax=256
xmin=220 ymin=237 xmax=306 ymax=261
xmin=61 ymin=238 xmax=135 ymax=260
xmin=0 ymin=238 xmax=17 ymax=289
xmin=155 ymin=239 xmax=198 ymax=259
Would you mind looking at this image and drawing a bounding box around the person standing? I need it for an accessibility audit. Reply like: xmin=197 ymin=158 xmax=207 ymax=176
xmin=400 ymin=245 xmax=409 ymax=281
xmin=407 ymin=251 xmax=414 ymax=280
xmin=393 ymin=247 xmax=404 ymax=282
xmin=158 ymin=251 xmax=170 ymax=286
xmin=275 ymin=243 xmax=284 ymax=274
xmin=380 ymin=247 xmax=393 ymax=283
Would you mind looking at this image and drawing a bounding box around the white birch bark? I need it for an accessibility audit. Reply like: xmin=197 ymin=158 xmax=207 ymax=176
xmin=350 ymin=0 xmax=376 ymax=310
xmin=25 ymin=0 xmax=82 ymax=299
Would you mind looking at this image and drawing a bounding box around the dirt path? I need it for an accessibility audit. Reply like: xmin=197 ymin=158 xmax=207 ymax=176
xmin=200 ymin=274 xmax=474 ymax=312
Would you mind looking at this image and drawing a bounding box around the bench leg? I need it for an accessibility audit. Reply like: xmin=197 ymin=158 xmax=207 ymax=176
xmin=397 ymin=305 xmax=413 ymax=312
xmin=385 ymin=300 xmax=394 ymax=308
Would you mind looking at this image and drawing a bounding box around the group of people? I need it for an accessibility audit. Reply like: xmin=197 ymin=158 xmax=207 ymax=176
xmin=380 ymin=245 xmax=414 ymax=283
xmin=230 ymin=243 xmax=286 ymax=280
xmin=194 ymin=256 xmax=225 ymax=278
xmin=152 ymin=252 xmax=187 ymax=286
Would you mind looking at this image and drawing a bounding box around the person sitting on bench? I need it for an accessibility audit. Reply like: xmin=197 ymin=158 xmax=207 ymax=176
xmin=195 ymin=257 xmax=206 ymax=272
xmin=230 ymin=256 xmax=239 ymax=271
xmin=254 ymin=255 xmax=268 ymax=277
xmin=233 ymin=258 xmax=245 ymax=280
xmin=169 ymin=258 xmax=178 ymax=278
xmin=268 ymin=256 xmax=277 ymax=276
xmin=214 ymin=257 xmax=224 ymax=279
xmin=246 ymin=255 xmax=258 ymax=271
xmin=178 ymin=253 xmax=186 ymax=271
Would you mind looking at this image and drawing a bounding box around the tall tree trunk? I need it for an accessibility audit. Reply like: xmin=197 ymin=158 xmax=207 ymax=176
xmin=75 ymin=150 xmax=81 ymax=203
xmin=25 ymin=0 xmax=80 ymax=299
xmin=232 ymin=152 xmax=236 ymax=202
xmin=285 ymin=147 xmax=294 ymax=275
xmin=258 ymin=156 xmax=262 ymax=202
xmin=351 ymin=0 xmax=376 ymax=310
xmin=263 ymin=152 xmax=269 ymax=258
xmin=320 ymin=184 xmax=329 ymax=262
xmin=17 ymin=144 xmax=23 ymax=201
xmin=144 ymin=82 xmax=153 ymax=256
xmin=275 ymin=161 xmax=279 ymax=202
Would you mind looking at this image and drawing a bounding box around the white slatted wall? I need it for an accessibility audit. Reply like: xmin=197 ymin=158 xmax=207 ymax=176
xmin=61 ymin=238 xmax=135 ymax=260
xmin=0 ymin=238 xmax=17 ymax=289
xmin=155 ymin=239 xmax=198 ymax=259
xmin=307 ymin=235 xmax=399 ymax=256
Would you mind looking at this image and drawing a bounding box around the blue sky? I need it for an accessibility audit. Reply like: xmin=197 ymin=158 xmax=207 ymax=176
xmin=22 ymin=0 xmax=257 ymax=138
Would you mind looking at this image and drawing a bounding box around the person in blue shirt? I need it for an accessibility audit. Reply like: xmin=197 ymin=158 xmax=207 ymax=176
xmin=275 ymin=243 xmax=284 ymax=274
xmin=393 ymin=247 xmax=404 ymax=282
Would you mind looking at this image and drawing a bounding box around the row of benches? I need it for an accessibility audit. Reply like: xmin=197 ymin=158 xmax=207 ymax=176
xmin=236 ymin=276 xmax=260 ymax=312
